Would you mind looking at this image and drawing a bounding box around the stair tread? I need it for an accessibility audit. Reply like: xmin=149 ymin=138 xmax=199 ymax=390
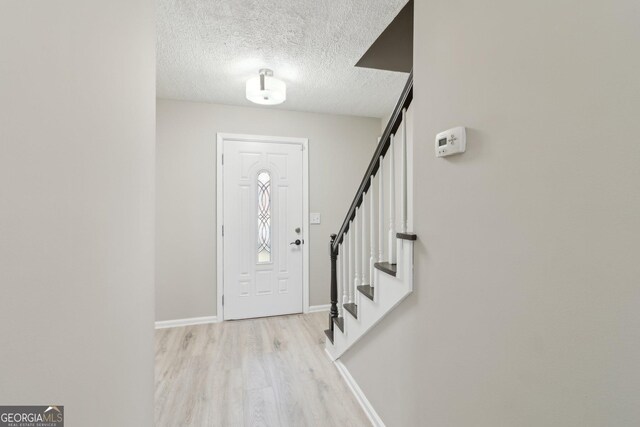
xmin=343 ymin=302 xmax=358 ymax=319
xmin=396 ymin=232 xmax=417 ymax=241
xmin=324 ymin=329 xmax=334 ymax=344
xmin=374 ymin=262 xmax=397 ymax=277
xmin=333 ymin=316 xmax=344 ymax=332
xmin=357 ymin=285 xmax=375 ymax=301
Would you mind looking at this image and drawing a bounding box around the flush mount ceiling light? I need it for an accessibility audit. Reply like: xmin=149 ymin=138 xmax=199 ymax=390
xmin=246 ymin=69 xmax=286 ymax=105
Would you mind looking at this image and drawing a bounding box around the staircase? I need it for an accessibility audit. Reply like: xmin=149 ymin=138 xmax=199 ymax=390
xmin=325 ymin=72 xmax=415 ymax=360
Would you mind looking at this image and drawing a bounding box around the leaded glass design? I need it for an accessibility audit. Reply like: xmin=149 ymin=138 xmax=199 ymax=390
xmin=257 ymin=171 xmax=272 ymax=263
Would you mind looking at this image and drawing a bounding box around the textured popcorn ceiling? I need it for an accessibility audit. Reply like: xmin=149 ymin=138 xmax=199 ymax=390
xmin=157 ymin=0 xmax=410 ymax=118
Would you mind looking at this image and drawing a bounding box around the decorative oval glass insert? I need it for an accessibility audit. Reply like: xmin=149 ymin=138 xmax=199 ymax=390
xmin=257 ymin=171 xmax=272 ymax=263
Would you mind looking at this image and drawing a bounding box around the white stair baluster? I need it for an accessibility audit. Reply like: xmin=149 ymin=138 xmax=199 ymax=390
xmin=348 ymin=226 xmax=354 ymax=303
xmin=342 ymin=240 xmax=348 ymax=309
xmin=369 ymin=176 xmax=376 ymax=288
xmin=337 ymin=244 xmax=343 ymax=317
xmin=388 ymin=135 xmax=397 ymax=264
xmin=354 ymin=208 xmax=361 ymax=294
xmin=378 ymin=155 xmax=384 ymax=263
xmin=361 ymin=192 xmax=368 ymax=286
xmin=400 ymin=109 xmax=408 ymax=233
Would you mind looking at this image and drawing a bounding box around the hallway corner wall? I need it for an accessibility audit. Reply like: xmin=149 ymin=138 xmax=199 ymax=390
xmin=342 ymin=0 xmax=640 ymax=426
xmin=0 ymin=0 xmax=156 ymax=425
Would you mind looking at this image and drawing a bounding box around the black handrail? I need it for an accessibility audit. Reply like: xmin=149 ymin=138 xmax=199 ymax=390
xmin=331 ymin=71 xmax=413 ymax=252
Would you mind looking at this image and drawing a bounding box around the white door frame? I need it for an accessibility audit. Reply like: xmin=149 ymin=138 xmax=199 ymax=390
xmin=216 ymin=133 xmax=310 ymax=322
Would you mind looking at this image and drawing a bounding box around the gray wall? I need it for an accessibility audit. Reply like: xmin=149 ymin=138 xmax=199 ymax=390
xmin=343 ymin=0 xmax=640 ymax=426
xmin=156 ymin=99 xmax=381 ymax=321
xmin=0 ymin=1 xmax=155 ymax=426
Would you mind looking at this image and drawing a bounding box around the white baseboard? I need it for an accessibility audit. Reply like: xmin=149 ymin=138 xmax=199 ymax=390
xmin=307 ymin=304 xmax=330 ymax=313
xmin=325 ymin=349 xmax=385 ymax=427
xmin=155 ymin=316 xmax=218 ymax=329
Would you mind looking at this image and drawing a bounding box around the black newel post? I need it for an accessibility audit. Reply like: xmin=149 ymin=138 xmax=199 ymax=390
xmin=329 ymin=234 xmax=339 ymax=332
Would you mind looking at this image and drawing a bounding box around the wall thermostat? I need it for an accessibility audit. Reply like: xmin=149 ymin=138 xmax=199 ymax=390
xmin=435 ymin=127 xmax=466 ymax=157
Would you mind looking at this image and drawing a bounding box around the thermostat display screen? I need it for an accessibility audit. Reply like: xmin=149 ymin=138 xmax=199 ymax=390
xmin=438 ymin=138 xmax=447 ymax=147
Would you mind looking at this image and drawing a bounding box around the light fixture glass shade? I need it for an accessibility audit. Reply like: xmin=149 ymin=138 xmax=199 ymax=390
xmin=246 ymin=70 xmax=286 ymax=105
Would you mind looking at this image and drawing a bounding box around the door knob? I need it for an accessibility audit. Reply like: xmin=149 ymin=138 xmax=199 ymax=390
xmin=289 ymin=239 xmax=303 ymax=246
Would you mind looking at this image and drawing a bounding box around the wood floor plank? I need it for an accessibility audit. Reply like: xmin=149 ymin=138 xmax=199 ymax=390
xmin=263 ymin=351 xmax=317 ymax=427
xmin=244 ymin=386 xmax=281 ymax=427
xmin=155 ymin=312 xmax=371 ymax=427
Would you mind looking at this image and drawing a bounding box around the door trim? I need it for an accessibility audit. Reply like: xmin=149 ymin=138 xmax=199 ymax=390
xmin=216 ymin=133 xmax=310 ymax=322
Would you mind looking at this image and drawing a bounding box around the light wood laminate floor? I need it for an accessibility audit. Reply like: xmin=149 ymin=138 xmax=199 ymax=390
xmin=155 ymin=312 xmax=370 ymax=427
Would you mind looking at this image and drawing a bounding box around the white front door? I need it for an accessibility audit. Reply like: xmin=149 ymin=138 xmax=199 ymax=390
xmin=223 ymin=139 xmax=304 ymax=320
